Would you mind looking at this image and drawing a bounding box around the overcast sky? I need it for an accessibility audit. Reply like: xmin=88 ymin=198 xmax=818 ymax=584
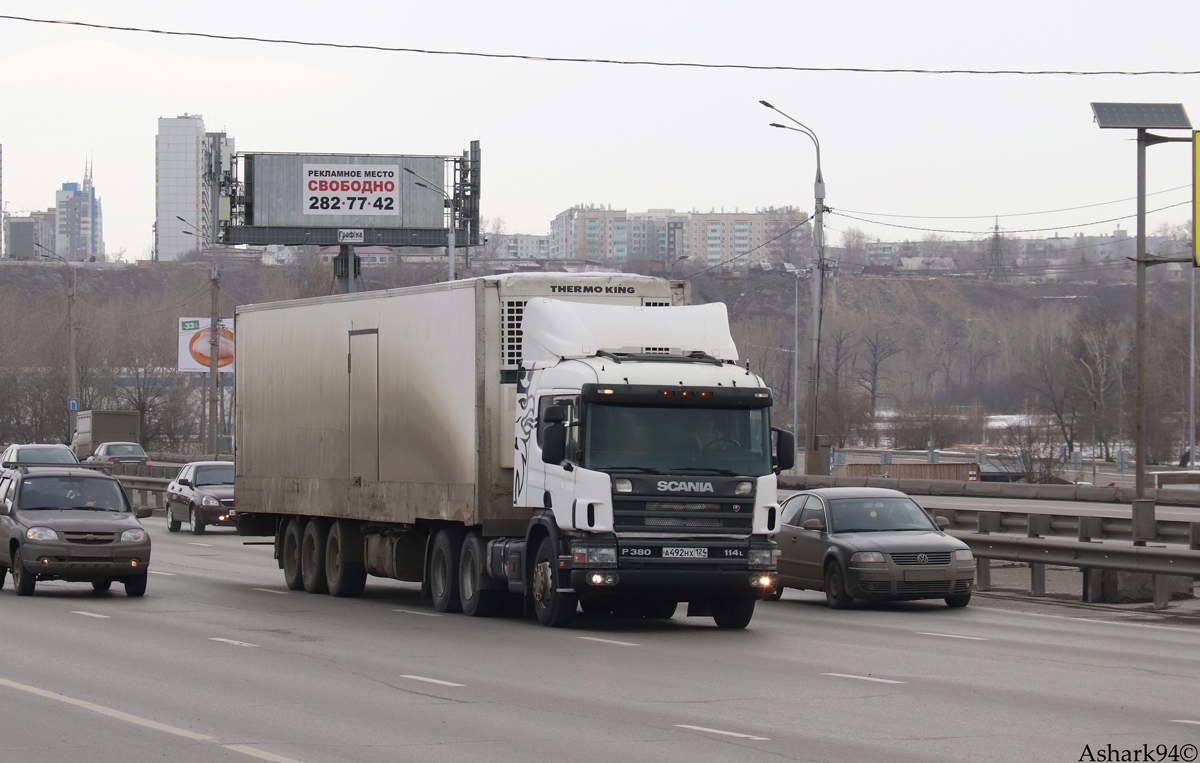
xmin=1 ymin=1 xmax=1197 ymax=259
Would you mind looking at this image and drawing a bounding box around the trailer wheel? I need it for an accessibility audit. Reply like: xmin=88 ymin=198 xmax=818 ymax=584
xmin=301 ymin=519 xmax=330 ymax=594
xmin=281 ymin=518 xmax=305 ymax=591
xmin=711 ymin=598 xmax=755 ymax=629
xmin=325 ymin=521 xmax=367 ymax=598
xmin=459 ymin=533 xmax=502 ymax=617
xmin=430 ymin=529 xmax=463 ymax=613
xmin=532 ymin=537 xmax=576 ymax=628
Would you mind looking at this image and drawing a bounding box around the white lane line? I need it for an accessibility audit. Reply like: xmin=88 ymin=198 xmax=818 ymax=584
xmin=0 ymin=676 xmax=302 ymax=762
xmin=393 ymin=609 xmax=442 ymax=617
xmin=675 ymin=724 xmax=769 ymax=741
xmin=1170 ymin=720 xmax=1200 ymax=726
xmin=148 ymin=571 xmax=176 ymax=576
xmin=251 ymin=588 xmax=290 ymax=595
xmin=917 ymin=632 xmax=990 ymax=641
xmin=210 ymin=638 xmax=260 ymax=648
xmin=399 ymin=674 xmax=464 ymax=687
xmin=71 ymin=611 xmax=111 ymax=619
xmin=187 ymin=542 xmax=213 ymax=547
xmin=577 ymin=636 xmax=640 ymax=647
xmin=821 ymin=673 xmax=906 ymax=685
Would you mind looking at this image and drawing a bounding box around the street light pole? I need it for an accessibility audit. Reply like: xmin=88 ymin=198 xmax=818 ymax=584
xmin=669 ymin=254 xmax=689 ymax=278
xmin=36 ymin=242 xmax=78 ymax=439
xmin=404 ymin=168 xmax=455 ymax=281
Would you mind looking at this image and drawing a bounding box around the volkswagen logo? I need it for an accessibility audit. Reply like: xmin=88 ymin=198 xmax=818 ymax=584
xmin=916 ymin=553 xmax=929 ymax=565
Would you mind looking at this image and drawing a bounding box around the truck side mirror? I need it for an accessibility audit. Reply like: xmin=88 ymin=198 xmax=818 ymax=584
xmin=772 ymin=428 xmax=795 ymax=473
xmin=542 ymin=405 xmax=565 ymax=424
xmin=541 ymin=424 xmax=567 ymax=464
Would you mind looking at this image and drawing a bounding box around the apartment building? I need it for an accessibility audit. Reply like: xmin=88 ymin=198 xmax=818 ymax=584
xmin=155 ymin=115 xmax=234 ymax=261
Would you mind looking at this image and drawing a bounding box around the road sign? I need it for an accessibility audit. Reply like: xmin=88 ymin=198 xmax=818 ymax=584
xmin=68 ymin=398 xmax=80 ymax=411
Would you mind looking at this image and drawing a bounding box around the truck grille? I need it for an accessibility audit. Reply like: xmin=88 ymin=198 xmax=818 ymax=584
xmin=63 ymin=532 xmax=118 ymax=545
xmin=614 ymin=500 xmax=753 ymax=533
xmin=889 ymin=552 xmax=952 ymax=566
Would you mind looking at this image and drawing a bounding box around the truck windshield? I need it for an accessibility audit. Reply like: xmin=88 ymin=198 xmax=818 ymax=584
xmin=584 ymin=404 xmax=772 ymax=476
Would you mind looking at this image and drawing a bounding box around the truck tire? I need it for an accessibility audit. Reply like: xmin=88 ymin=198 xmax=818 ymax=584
xmin=166 ymin=506 xmax=181 ymax=533
xmin=325 ymin=521 xmax=367 ymax=598
xmin=301 ymin=519 xmax=330 ymax=594
xmin=124 ymin=572 xmax=148 ymax=597
xmin=429 ymin=529 xmax=463 ymax=613
xmin=281 ymin=518 xmax=305 ymax=591
xmin=532 ymin=537 xmax=576 ymax=628
xmin=12 ymin=549 xmax=35 ymax=596
xmin=711 ymin=598 xmax=755 ymax=629
xmin=459 ymin=533 xmax=503 ymax=617
xmin=190 ymin=506 xmax=206 ymax=535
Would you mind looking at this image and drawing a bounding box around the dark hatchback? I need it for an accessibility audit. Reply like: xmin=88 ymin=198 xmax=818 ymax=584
xmin=767 ymin=487 xmax=975 ymax=608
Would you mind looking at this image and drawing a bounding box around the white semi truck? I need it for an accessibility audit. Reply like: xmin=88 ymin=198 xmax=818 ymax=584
xmin=234 ymin=273 xmax=792 ymax=628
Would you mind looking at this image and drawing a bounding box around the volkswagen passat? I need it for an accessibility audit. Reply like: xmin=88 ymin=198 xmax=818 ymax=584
xmin=766 ymin=487 xmax=974 ymax=608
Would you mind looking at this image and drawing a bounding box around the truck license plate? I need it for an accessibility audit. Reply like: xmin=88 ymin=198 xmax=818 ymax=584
xmin=662 ymin=547 xmax=708 ymax=559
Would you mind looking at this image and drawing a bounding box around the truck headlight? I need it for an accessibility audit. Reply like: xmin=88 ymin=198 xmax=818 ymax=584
xmin=121 ymin=529 xmax=147 ymax=543
xmin=613 ymin=479 xmax=633 ymax=493
xmin=734 ymin=481 xmax=754 ymax=496
xmin=748 ymin=548 xmax=778 ymax=569
xmin=955 ymin=549 xmax=974 ymax=562
xmin=571 ymin=546 xmax=617 ymax=567
xmin=26 ymin=527 xmax=58 ymax=541
xmin=850 ymin=552 xmax=885 ymax=563
xmin=202 ymin=495 xmax=220 ymax=507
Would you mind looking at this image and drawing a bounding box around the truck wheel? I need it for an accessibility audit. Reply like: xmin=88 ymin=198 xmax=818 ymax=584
xmin=189 ymin=506 xmax=206 ymax=535
xmin=92 ymin=579 xmax=112 ymax=592
xmin=430 ymin=529 xmax=463 ymax=613
xmin=325 ymin=521 xmax=367 ymax=598
xmin=711 ymin=598 xmax=755 ymax=629
xmin=124 ymin=572 xmax=148 ymax=597
xmin=166 ymin=506 xmax=181 ymax=533
xmin=12 ymin=550 xmax=35 ymax=596
xmin=532 ymin=537 xmax=576 ymax=628
xmin=282 ymin=518 xmax=306 ymax=591
xmin=824 ymin=561 xmax=853 ymax=610
xmin=458 ymin=533 xmax=503 ymax=617
xmin=301 ymin=519 xmax=330 ymax=594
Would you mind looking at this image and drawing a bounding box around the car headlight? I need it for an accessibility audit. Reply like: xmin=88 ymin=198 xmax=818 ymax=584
xmin=121 ymin=528 xmax=147 ymax=543
xmin=201 ymin=495 xmax=220 ymax=507
xmin=734 ymin=481 xmax=754 ymax=496
xmin=748 ymin=548 xmax=778 ymax=569
xmin=26 ymin=527 xmax=58 ymax=542
xmin=850 ymin=551 xmax=885 ymax=563
xmin=571 ymin=546 xmax=617 ymax=567
xmin=613 ymin=478 xmax=633 ymax=493
xmin=955 ymin=549 xmax=974 ymax=562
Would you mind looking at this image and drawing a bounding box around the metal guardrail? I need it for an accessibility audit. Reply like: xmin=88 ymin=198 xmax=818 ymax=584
xmin=931 ymin=507 xmax=1200 ymax=548
xmin=949 ymin=532 xmax=1200 ymax=578
xmin=116 ymin=475 xmax=171 ymax=511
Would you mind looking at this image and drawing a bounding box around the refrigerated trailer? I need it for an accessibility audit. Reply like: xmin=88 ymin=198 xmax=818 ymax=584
xmin=234 ymin=273 xmax=792 ymax=628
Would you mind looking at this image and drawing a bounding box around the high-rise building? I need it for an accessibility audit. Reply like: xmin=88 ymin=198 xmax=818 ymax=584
xmin=155 ymin=115 xmax=233 ymax=261
xmin=53 ymin=163 xmax=104 ymax=260
xmin=4 ymin=213 xmax=54 ymax=259
xmin=549 ymin=205 xmax=629 ymax=262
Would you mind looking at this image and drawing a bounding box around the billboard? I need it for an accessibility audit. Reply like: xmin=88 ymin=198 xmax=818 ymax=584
xmin=179 ymin=318 xmax=234 ymax=373
xmin=246 ymin=153 xmax=444 ymax=229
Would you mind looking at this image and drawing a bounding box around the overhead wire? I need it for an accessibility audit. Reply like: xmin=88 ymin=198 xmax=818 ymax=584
xmin=836 ymin=184 xmax=1191 ymax=220
xmin=684 ymin=219 xmax=813 ymax=279
xmin=4 ymin=15 xmax=1200 ymax=77
xmin=74 ymin=281 xmax=211 ymax=319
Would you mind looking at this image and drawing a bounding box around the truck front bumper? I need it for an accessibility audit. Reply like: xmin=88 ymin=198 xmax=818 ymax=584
xmin=570 ymin=568 xmax=776 ymax=598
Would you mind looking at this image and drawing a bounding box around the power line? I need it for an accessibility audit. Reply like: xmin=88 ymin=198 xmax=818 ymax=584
xmin=6 ymin=14 xmax=1200 ymax=77
xmin=836 ymin=185 xmax=1191 ymax=221
xmin=75 ymin=281 xmax=211 ymax=318
xmin=684 ymin=219 xmax=812 ymax=279
xmin=832 ymin=200 xmax=1191 ymax=236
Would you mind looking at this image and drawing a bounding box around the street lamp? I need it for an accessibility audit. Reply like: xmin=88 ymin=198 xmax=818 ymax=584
xmin=1091 ymin=102 xmax=1194 ymax=547
xmin=669 ymin=254 xmax=689 ymax=278
xmin=35 ymin=242 xmax=79 ymax=439
xmin=179 ymin=217 xmax=222 ymax=454
xmin=404 ymin=167 xmax=456 ymax=281
xmin=762 ymin=99 xmax=826 ymax=474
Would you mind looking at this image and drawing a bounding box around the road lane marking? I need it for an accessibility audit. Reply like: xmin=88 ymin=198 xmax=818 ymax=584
xmin=71 ymin=611 xmax=111 ymax=619
xmin=0 ymin=676 xmax=303 ymax=762
xmin=251 ymin=588 xmax=290 ymax=595
xmin=917 ymin=632 xmax=990 ymax=641
xmin=577 ymin=636 xmax=640 ymax=647
xmin=400 ymin=674 xmax=464 ymax=687
xmin=210 ymin=638 xmax=260 ymax=648
xmin=148 ymin=571 xmax=176 ymax=576
xmin=187 ymin=542 xmax=213 ymax=547
xmin=675 ymin=724 xmax=769 ymax=741
xmin=393 ymin=609 xmax=442 ymax=617
xmin=1170 ymin=720 xmax=1200 ymax=726
xmin=821 ymin=673 xmax=906 ymax=684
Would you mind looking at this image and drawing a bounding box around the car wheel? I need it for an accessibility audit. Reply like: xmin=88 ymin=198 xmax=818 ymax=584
xmin=531 ymin=537 xmax=576 ymax=627
xmin=92 ymin=579 xmax=112 ymax=592
xmin=166 ymin=506 xmax=181 ymax=533
xmin=762 ymin=584 xmax=784 ymax=601
xmin=189 ymin=506 xmax=206 ymax=535
xmin=429 ymin=529 xmax=463 ymax=613
xmin=124 ymin=572 xmax=148 ymax=597
xmin=824 ymin=561 xmax=853 ymax=609
xmin=711 ymin=598 xmax=755 ymax=629
xmin=945 ymin=592 xmax=972 ymax=608
xmin=459 ymin=533 xmax=503 ymax=617
xmin=301 ymin=519 xmax=330 ymax=594
xmin=281 ymin=518 xmax=306 ymax=591
xmin=12 ymin=550 xmax=35 ymax=596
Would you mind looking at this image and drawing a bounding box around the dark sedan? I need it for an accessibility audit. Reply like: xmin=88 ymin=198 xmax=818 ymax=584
xmin=766 ymin=487 xmax=975 ymax=608
xmin=165 ymin=461 xmax=234 ymax=534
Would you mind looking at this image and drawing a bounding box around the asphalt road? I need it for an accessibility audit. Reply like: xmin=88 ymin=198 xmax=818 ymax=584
xmin=2 ymin=518 xmax=1198 ymax=763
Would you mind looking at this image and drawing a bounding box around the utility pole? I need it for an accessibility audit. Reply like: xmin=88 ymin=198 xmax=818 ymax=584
xmin=988 ymin=218 xmax=1005 ymax=281
xmin=208 ymin=263 xmax=220 ymax=456
xmin=68 ymin=264 xmax=78 ymax=438
xmin=807 ymin=170 xmax=825 ymax=476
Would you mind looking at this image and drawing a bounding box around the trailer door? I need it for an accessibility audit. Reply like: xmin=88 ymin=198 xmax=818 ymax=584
xmin=349 ymin=330 xmax=380 ymax=484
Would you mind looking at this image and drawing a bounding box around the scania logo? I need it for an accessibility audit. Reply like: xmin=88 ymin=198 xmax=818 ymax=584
xmin=656 ymin=480 xmax=715 ymax=493
xmin=916 ymin=553 xmax=929 ymax=565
